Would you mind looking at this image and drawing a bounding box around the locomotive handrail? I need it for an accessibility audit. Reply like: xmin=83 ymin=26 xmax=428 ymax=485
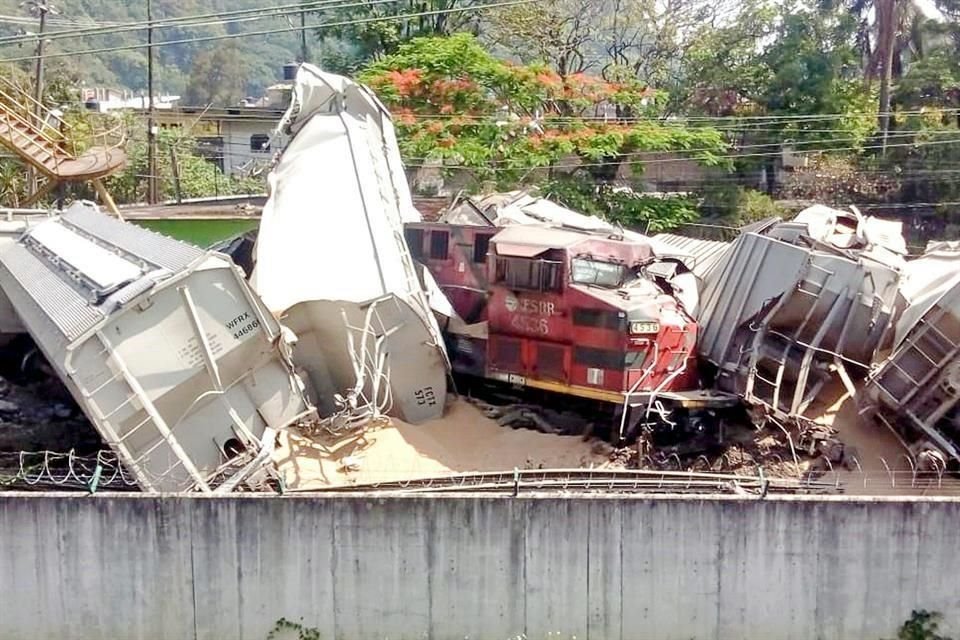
xmin=642 ymin=356 xmax=690 ymax=425
xmin=618 ymin=341 xmax=659 ymax=440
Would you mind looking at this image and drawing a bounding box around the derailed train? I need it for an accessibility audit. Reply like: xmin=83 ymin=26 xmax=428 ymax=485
xmin=408 ymin=193 xmax=960 ymax=469
xmin=404 ymin=210 xmax=739 ymax=443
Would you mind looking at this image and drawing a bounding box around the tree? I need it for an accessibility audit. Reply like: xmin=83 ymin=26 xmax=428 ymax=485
xmin=677 ymin=6 xmax=875 ymax=145
xmin=359 ymin=34 xmax=729 ymax=191
xmin=103 ymin=126 xmax=261 ymax=205
xmin=600 ymin=0 xmax=730 ymax=91
xmin=485 ymin=1 xmax=603 ymax=77
xmin=183 ymin=43 xmax=245 ymax=106
xmin=313 ymin=0 xmax=483 ymax=74
xmin=842 ymin=0 xmax=933 ymax=142
xmin=669 ymin=0 xmax=777 ymax=114
xmin=755 ymin=9 xmax=875 ymax=145
xmin=485 ymin=0 xmax=779 ymax=115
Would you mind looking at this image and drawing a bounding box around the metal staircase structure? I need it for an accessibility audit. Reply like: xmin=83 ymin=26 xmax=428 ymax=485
xmin=0 ymin=75 xmax=126 ymax=212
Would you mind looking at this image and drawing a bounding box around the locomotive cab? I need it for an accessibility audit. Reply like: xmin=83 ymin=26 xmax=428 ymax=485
xmin=484 ymin=226 xmax=699 ymax=404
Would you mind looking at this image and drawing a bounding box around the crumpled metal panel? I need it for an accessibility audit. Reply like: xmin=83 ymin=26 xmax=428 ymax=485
xmin=0 ymin=205 xmax=313 ymax=493
xmin=893 ymin=242 xmax=960 ymax=349
xmin=650 ymin=233 xmax=731 ymax=282
xmin=697 ymin=233 xmax=808 ymax=367
xmin=865 ymin=280 xmax=960 ymax=462
xmin=698 ymin=228 xmax=903 ymax=421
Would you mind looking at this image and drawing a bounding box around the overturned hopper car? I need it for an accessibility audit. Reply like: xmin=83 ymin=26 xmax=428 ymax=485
xmin=0 ymin=203 xmax=313 ymax=492
xmin=864 ymin=272 xmax=960 ymax=467
xmin=406 ymin=221 xmax=738 ymax=441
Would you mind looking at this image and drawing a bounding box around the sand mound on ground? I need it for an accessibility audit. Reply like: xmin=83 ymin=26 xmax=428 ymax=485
xmin=273 ymin=399 xmax=610 ymax=490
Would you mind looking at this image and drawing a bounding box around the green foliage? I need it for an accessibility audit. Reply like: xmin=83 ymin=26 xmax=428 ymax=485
xmin=887 ymin=610 xmax=953 ymax=640
xmin=183 ymin=43 xmax=246 ymax=106
xmin=0 ymin=159 xmax=28 ymax=207
xmin=698 ymin=185 xmax=778 ymax=225
xmin=678 ymin=0 xmax=779 ymax=114
xmin=895 ymin=51 xmax=960 ymax=109
xmin=266 ymin=617 xmax=321 ymax=640
xmin=484 ymin=1 xmax=604 ymax=78
xmin=103 ymin=126 xmax=262 ymax=205
xmin=542 ymin=174 xmax=700 ymax=233
xmin=314 ymin=0 xmax=482 ymax=74
xmin=359 ymin=34 xmax=729 ymax=190
xmin=753 ymin=8 xmax=876 ymax=146
xmin=883 ymin=112 xmax=960 ymax=203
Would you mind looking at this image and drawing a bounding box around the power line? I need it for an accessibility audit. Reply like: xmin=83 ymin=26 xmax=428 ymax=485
xmin=147 ymin=0 xmax=157 ymax=205
xmin=402 ymin=136 xmax=960 ymax=170
xmin=401 ymin=130 xmax=960 ymax=164
xmin=0 ymin=0 xmax=393 ymax=47
xmin=382 ymin=109 xmax=960 ymax=125
xmin=0 ymin=0 xmax=537 ymax=64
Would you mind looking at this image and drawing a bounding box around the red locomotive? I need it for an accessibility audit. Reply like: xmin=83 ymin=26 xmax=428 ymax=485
xmin=405 ymin=220 xmax=736 ymax=442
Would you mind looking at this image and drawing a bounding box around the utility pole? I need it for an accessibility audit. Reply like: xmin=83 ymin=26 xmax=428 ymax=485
xmin=168 ymin=143 xmax=182 ymax=204
xmin=299 ymin=1 xmax=309 ymax=63
xmin=31 ymin=2 xmax=49 ymax=125
xmin=146 ymin=0 xmax=158 ymax=204
xmin=26 ymin=0 xmax=56 ymax=198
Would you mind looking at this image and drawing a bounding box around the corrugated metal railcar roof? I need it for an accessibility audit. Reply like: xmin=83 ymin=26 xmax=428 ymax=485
xmin=61 ymin=202 xmax=204 ymax=271
xmin=651 ymin=233 xmax=732 ymax=281
xmin=0 ymin=203 xmax=207 ymax=342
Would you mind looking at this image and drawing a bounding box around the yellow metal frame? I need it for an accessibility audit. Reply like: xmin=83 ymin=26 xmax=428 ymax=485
xmin=516 ymin=377 xmax=625 ymax=404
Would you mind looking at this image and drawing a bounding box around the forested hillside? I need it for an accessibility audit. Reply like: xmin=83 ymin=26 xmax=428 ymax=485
xmin=0 ymin=0 xmax=305 ymax=99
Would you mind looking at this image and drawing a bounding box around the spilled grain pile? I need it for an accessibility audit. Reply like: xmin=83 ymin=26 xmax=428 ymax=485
xmin=273 ymin=399 xmax=610 ymax=490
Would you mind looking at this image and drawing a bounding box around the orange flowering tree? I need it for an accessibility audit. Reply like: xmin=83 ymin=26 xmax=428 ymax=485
xmin=359 ymin=33 xmax=730 ymax=194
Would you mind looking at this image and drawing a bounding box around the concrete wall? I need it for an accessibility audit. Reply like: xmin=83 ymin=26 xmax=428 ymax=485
xmin=0 ymin=493 xmax=958 ymax=640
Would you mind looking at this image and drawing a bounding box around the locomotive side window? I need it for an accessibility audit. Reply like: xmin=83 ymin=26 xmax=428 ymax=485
xmin=571 ymin=258 xmax=628 ymax=288
xmin=495 ymin=257 xmax=562 ymax=292
xmin=405 ymin=228 xmax=425 ymax=260
xmin=572 ymin=308 xmax=625 ymax=331
xmin=473 ymin=233 xmax=493 ymax=263
xmin=429 ymin=230 xmax=450 ymax=260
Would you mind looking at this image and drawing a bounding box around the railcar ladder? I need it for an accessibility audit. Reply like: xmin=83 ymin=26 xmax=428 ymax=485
xmin=65 ymin=332 xmax=213 ymax=493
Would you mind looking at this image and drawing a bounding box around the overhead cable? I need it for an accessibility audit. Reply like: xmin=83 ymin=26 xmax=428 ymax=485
xmin=0 ymin=0 xmax=532 ymax=62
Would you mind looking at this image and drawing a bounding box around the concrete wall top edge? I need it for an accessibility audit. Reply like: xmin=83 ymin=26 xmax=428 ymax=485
xmin=2 ymin=491 xmax=960 ymax=504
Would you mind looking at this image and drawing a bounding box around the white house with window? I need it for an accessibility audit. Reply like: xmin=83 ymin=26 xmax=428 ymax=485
xmin=219 ymin=114 xmax=287 ymax=177
xmin=147 ymin=106 xmax=288 ymax=178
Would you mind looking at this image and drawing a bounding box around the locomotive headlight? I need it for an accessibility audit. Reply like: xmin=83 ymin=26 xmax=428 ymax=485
xmin=630 ymin=321 xmax=660 ymax=334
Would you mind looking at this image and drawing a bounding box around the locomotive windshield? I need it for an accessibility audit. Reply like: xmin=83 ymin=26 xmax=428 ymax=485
xmin=571 ymin=258 xmax=630 ymax=288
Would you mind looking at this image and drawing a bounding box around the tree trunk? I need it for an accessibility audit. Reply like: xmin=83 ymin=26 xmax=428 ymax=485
xmin=877 ymin=0 xmax=897 ymax=152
